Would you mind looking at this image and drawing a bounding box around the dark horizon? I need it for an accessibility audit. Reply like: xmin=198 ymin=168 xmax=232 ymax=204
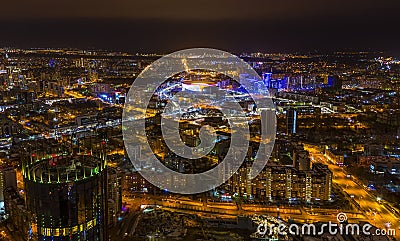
xmin=1 ymin=0 xmax=400 ymax=55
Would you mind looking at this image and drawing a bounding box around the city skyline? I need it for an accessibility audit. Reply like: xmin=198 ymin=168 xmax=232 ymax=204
xmin=0 ymin=47 xmax=399 ymax=240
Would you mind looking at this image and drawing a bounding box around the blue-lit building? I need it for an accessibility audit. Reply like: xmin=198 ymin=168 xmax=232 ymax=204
xmin=262 ymin=72 xmax=272 ymax=88
xmin=324 ymin=75 xmax=342 ymax=91
xmin=286 ymin=108 xmax=297 ymax=135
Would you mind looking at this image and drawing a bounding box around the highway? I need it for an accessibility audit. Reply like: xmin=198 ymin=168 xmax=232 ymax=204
xmin=305 ymin=145 xmax=400 ymax=239
xmin=120 ymin=144 xmax=399 ymax=239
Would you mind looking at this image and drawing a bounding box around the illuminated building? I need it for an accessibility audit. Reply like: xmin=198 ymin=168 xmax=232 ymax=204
xmin=106 ymin=168 xmax=122 ymax=227
xmin=363 ymin=144 xmax=383 ymax=157
xmin=230 ymin=162 xmax=253 ymax=197
xmin=39 ymin=79 xmax=67 ymax=97
xmin=23 ymin=153 xmax=107 ymax=241
xmin=0 ymin=115 xmax=22 ymax=138
xmin=262 ymin=72 xmax=272 ymax=88
xmin=0 ymin=167 xmax=17 ymax=214
xmin=310 ymin=164 xmax=332 ymax=202
xmin=377 ymin=109 xmax=400 ymax=127
xmin=230 ymin=164 xmax=332 ymax=202
xmin=276 ymin=92 xmax=319 ymax=104
xmin=325 ymin=149 xmax=345 ymax=166
xmin=369 ymin=157 xmax=400 ymax=175
xmin=327 ymin=75 xmax=342 ymax=91
xmin=15 ymin=91 xmax=37 ymax=104
xmin=0 ymin=167 xmax=16 ymax=200
xmin=4 ymin=187 xmax=29 ymax=236
xmin=123 ymin=171 xmax=153 ymax=194
xmin=261 ymin=109 xmax=276 ymax=142
xmin=286 ymin=109 xmax=297 ymax=135
xmin=92 ymin=83 xmax=112 ymax=95
xmin=182 ymin=79 xmax=217 ymax=92
xmin=293 ymin=145 xmax=311 ymax=171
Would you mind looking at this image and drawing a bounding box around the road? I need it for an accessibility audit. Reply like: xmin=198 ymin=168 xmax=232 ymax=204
xmin=122 ymin=194 xmax=359 ymax=229
xmin=305 ymin=144 xmax=400 ymax=239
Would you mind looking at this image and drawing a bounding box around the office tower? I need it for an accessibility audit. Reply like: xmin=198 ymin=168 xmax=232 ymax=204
xmin=286 ymin=109 xmax=297 ymax=135
xmin=0 ymin=167 xmax=17 ymax=212
xmin=4 ymin=187 xmax=29 ymax=237
xmin=327 ymin=75 xmax=342 ymax=91
xmin=261 ymin=109 xmax=276 ymax=140
xmin=311 ymin=164 xmax=332 ymax=201
xmin=106 ymin=168 xmax=122 ymax=227
xmin=0 ymin=167 xmax=17 ymax=199
xmin=293 ymin=145 xmax=311 ymax=171
xmin=23 ymin=153 xmax=107 ymax=241
xmin=297 ymin=151 xmax=311 ymax=171
xmin=263 ymin=72 xmax=272 ymax=88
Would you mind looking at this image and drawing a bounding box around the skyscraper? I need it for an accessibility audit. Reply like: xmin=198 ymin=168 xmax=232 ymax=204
xmin=23 ymin=153 xmax=107 ymax=241
xmin=327 ymin=75 xmax=342 ymax=92
xmin=286 ymin=109 xmax=297 ymax=135
xmin=0 ymin=167 xmax=17 ymax=209
xmin=106 ymin=168 xmax=122 ymax=227
xmin=0 ymin=167 xmax=17 ymax=219
xmin=263 ymin=72 xmax=272 ymax=88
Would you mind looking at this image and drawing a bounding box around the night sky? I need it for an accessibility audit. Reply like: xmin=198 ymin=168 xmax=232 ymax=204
xmin=1 ymin=0 xmax=400 ymax=55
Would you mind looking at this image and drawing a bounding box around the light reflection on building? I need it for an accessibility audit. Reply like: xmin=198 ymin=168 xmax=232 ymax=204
xmin=23 ymin=153 xmax=107 ymax=241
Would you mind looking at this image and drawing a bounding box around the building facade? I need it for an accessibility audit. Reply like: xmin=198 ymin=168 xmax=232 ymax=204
xmin=229 ymin=163 xmax=332 ymax=203
xmin=23 ymin=153 xmax=107 ymax=241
